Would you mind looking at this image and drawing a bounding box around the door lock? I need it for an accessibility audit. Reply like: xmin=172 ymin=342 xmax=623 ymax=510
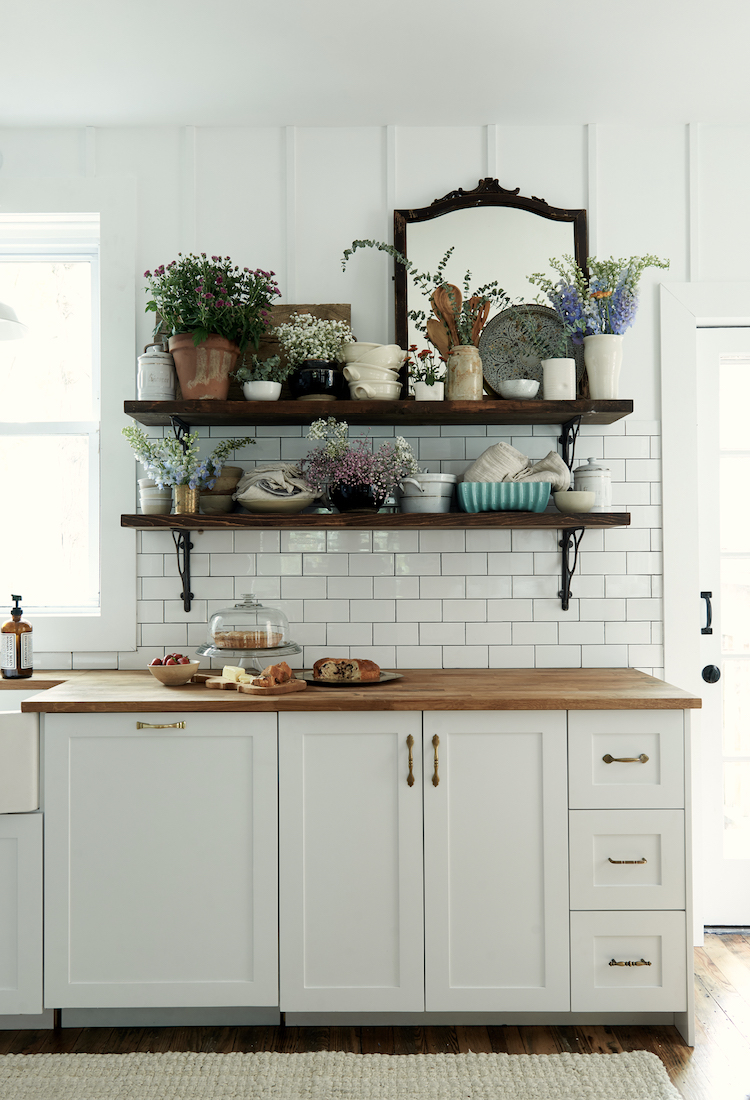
xmin=702 ymin=665 xmax=721 ymax=684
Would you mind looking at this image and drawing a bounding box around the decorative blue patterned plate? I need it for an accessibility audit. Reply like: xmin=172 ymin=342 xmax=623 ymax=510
xmin=457 ymin=481 xmax=551 ymax=513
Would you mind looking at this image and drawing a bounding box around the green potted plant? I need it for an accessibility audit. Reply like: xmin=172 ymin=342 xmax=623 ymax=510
xmin=274 ymin=312 xmax=355 ymax=400
xmin=144 ymin=253 xmax=281 ymax=401
xmin=233 ymin=355 xmax=294 ymax=402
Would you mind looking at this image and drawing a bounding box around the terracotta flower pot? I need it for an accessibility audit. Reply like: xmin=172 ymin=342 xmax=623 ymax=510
xmin=168 ymin=333 xmax=240 ymax=401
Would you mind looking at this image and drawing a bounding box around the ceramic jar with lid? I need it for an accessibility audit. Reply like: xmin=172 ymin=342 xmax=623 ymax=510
xmin=137 ymin=344 xmax=176 ymax=400
xmin=573 ymin=457 xmax=612 ymax=512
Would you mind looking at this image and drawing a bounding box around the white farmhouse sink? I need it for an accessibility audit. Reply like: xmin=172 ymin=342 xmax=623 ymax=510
xmin=0 ymin=711 xmax=39 ymax=813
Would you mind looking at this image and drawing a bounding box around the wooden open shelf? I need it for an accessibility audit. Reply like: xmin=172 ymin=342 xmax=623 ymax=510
xmin=122 ymin=512 xmax=630 ymax=532
xmin=124 ymin=398 xmax=634 ymax=429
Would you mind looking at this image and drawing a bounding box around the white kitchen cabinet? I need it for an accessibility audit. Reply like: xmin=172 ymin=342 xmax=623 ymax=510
xmin=423 ymin=711 xmax=570 ymax=1011
xmin=0 ymin=813 xmax=43 ymax=1015
xmin=43 ymin=712 xmax=278 ymax=1009
xmin=278 ymin=711 xmax=425 ymax=1012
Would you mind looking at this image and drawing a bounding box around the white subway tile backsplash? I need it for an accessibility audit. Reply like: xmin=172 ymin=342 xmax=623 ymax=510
xmin=372 ymin=577 xmax=418 ymax=600
xmin=123 ymin=421 xmax=663 ymax=675
xmin=513 ymin=622 xmax=558 ymax=645
xmin=443 ymin=645 xmax=489 ymax=668
xmin=420 ymin=576 xmax=466 ymax=600
xmin=466 ymin=576 xmax=513 ymax=598
xmin=234 ymin=530 xmax=281 ymax=553
xmin=419 ymin=531 xmax=466 ymax=553
xmin=489 ymin=645 xmax=534 ymax=668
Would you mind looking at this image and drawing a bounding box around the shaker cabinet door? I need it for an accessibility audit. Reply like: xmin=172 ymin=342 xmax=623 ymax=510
xmin=0 ymin=813 xmax=43 ymax=1015
xmin=278 ymin=711 xmax=424 ymax=1013
xmin=423 ymin=711 xmax=570 ymax=1012
xmin=44 ymin=712 xmax=278 ymax=1009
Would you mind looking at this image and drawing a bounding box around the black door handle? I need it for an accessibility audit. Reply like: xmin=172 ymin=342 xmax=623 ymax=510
xmin=701 ymin=591 xmax=713 ymax=635
xmin=702 ymin=665 xmax=721 ymax=684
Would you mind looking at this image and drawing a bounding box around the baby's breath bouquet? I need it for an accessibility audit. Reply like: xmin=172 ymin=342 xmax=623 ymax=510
xmin=123 ymin=426 xmax=255 ymax=489
xmin=275 ymin=313 xmax=355 ymax=367
xmin=302 ymin=418 xmax=421 ymax=502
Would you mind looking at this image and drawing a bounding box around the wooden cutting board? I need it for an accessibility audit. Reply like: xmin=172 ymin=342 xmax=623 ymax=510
xmin=204 ymin=676 xmax=307 ymax=696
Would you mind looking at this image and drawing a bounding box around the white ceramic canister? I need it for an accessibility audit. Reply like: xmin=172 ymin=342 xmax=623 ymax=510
xmin=541 ymin=358 xmax=576 ymax=400
xmin=573 ymin=457 xmax=612 ymax=512
xmin=137 ymin=345 xmax=177 ymax=400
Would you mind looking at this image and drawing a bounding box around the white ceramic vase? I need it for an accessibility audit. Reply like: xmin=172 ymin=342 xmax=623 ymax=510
xmin=242 ymin=380 xmax=282 ymax=401
xmin=583 ymin=335 xmax=623 ymax=399
xmin=541 ymin=358 xmax=576 ymax=400
xmin=413 ymin=380 xmax=444 ymax=401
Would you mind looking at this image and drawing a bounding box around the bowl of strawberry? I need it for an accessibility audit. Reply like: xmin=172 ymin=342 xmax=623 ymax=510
xmin=148 ymin=653 xmax=200 ymax=686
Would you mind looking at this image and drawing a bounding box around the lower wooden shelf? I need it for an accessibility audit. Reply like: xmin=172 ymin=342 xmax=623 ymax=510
xmin=121 ymin=512 xmax=630 ymax=531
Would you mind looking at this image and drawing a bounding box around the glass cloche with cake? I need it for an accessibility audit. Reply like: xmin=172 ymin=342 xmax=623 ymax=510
xmin=196 ymin=594 xmax=301 ymax=669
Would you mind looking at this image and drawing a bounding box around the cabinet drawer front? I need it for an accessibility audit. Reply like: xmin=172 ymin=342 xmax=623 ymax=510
xmin=568 ymin=710 xmax=684 ymax=809
xmin=571 ymin=910 xmax=687 ymax=1012
xmin=569 ymin=809 xmax=685 ymax=910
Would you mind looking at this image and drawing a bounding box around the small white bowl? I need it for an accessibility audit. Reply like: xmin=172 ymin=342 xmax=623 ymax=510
xmin=140 ymin=499 xmax=173 ymax=515
xmin=242 ymin=380 xmax=281 ymax=401
xmin=354 ymin=345 xmax=407 ymax=368
xmin=348 ymin=380 xmax=402 ymax=401
xmin=343 ymin=364 xmax=400 ymax=383
xmin=148 ymin=660 xmax=200 ymax=686
xmin=341 ymin=342 xmax=381 ymax=363
xmin=553 ymin=490 xmax=595 ymax=514
xmin=498 ymin=379 xmax=540 ymax=399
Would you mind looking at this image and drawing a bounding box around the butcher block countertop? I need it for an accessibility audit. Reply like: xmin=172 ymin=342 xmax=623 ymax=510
xmin=18 ymin=668 xmax=700 ymax=713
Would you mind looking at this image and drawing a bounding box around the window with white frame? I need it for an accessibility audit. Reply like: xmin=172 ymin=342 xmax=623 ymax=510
xmin=0 ymin=177 xmax=136 ymax=658
xmin=0 ymin=215 xmax=101 ymax=614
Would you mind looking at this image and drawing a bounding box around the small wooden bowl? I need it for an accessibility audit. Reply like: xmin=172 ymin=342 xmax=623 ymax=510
xmin=148 ymin=661 xmax=200 ymax=686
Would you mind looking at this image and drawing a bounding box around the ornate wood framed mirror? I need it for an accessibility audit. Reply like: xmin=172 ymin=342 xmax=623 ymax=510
xmin=393 ymin=179 xmax=588 ymax=352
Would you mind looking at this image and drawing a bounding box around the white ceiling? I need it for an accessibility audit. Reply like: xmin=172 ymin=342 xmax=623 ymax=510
xmin=3 ymin=0 xmax=750 ymax=128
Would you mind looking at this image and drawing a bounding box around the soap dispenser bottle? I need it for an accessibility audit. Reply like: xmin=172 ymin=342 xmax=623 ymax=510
xmin=1 ymin=595 xmax=33 ymax=679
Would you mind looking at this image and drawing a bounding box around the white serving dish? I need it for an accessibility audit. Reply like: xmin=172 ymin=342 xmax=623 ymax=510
xmin=354 ymin=345 xmax=407 ymax=368
xmin=348 ymin=380 xmax=402 ymax=401
xmin=242 ymin=380 xmax=282 ymax=401
xmin=341 ymin=342 xmax=381 ymax=363
xmin=343 ymin=364 xmax=400 ymax=383
xmin=0 ymin=711 xmax=39 ymax=812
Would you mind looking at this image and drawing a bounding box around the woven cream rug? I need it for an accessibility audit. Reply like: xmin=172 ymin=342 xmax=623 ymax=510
xmin=0 ymin=1049 xmax=682 ymax=1099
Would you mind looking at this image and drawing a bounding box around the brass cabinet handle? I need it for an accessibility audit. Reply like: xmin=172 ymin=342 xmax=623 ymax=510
xmin=136 ymin=721 xmax=186 ymax=729
xmin=406 ymin=734 xmax=415 ymax=787
xmin=602 ymin=753 xmax=649 ymax=764
xmin=609 ymin=958 xmax=652 ymax=967
xmin=432 ymin=734 xmax=440 ymax=787
xmin=608 ymin=857 xmax=647 ymax=864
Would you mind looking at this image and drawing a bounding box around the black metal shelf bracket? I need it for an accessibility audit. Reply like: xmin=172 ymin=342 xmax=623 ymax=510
xmin=170 ymin=415 xmax=191 ymax=451
xmin=559 ymin=527 xmax=585 ymax=611
xmin=172 ymin=530 xmax=194 ymax=612
xmin=559 ymin=415 xmax=582 ymax=470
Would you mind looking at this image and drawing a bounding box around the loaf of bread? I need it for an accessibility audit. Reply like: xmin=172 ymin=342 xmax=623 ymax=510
xmin=312 ymin=658 xmax=381 ymax=682
xmin=252 ymin=661 xmax=292 ymax=688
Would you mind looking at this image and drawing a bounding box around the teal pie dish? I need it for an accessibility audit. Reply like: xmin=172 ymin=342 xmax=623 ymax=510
xmin=457 ymin=481 xmax=551 ymax=514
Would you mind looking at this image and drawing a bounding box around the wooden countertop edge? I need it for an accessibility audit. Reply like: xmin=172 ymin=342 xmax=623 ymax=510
xmin=17 ymin=668 xmax=701 ymax=712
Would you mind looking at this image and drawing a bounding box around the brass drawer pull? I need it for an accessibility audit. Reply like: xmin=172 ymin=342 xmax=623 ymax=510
xmin=602 ymin=753 xmax=649 ymax=764
xmin=608 ymin=857 xmax=647 ymax=864
xmin=609 ymin=958 xmax=652 ymax=967
xmin=406 ymin=734 xmax=415 ymax=787
xmin=136 ymin=721 xmax=186 ymax=730
xmin=432 ymin=734 xmax=440 ymax=787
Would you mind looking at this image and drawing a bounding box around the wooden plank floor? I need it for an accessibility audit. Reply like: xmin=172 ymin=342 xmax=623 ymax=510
xmin=1 ymin=934 xmax=748 ymax=1099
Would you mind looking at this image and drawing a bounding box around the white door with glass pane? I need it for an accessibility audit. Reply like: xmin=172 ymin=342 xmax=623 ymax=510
xmin=697 ymin=329 xmax=750 ymax=923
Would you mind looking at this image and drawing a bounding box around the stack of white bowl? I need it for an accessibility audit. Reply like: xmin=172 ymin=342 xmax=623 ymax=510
xmin=342 ymin=343 xmax=406 ymax=400
xmin=139 ymin=478 xmax=173 ymax=514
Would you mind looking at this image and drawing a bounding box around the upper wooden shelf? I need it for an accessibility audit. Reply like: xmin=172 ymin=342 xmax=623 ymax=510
xmin=122 ymin=512 xmax=630 ymax=532
xmin=124 ymin=398 xmax=634 ymax=428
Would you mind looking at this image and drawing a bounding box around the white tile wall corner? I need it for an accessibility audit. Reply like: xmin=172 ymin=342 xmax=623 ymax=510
xmin=118 ymin=422 xmax=666 ymax=672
